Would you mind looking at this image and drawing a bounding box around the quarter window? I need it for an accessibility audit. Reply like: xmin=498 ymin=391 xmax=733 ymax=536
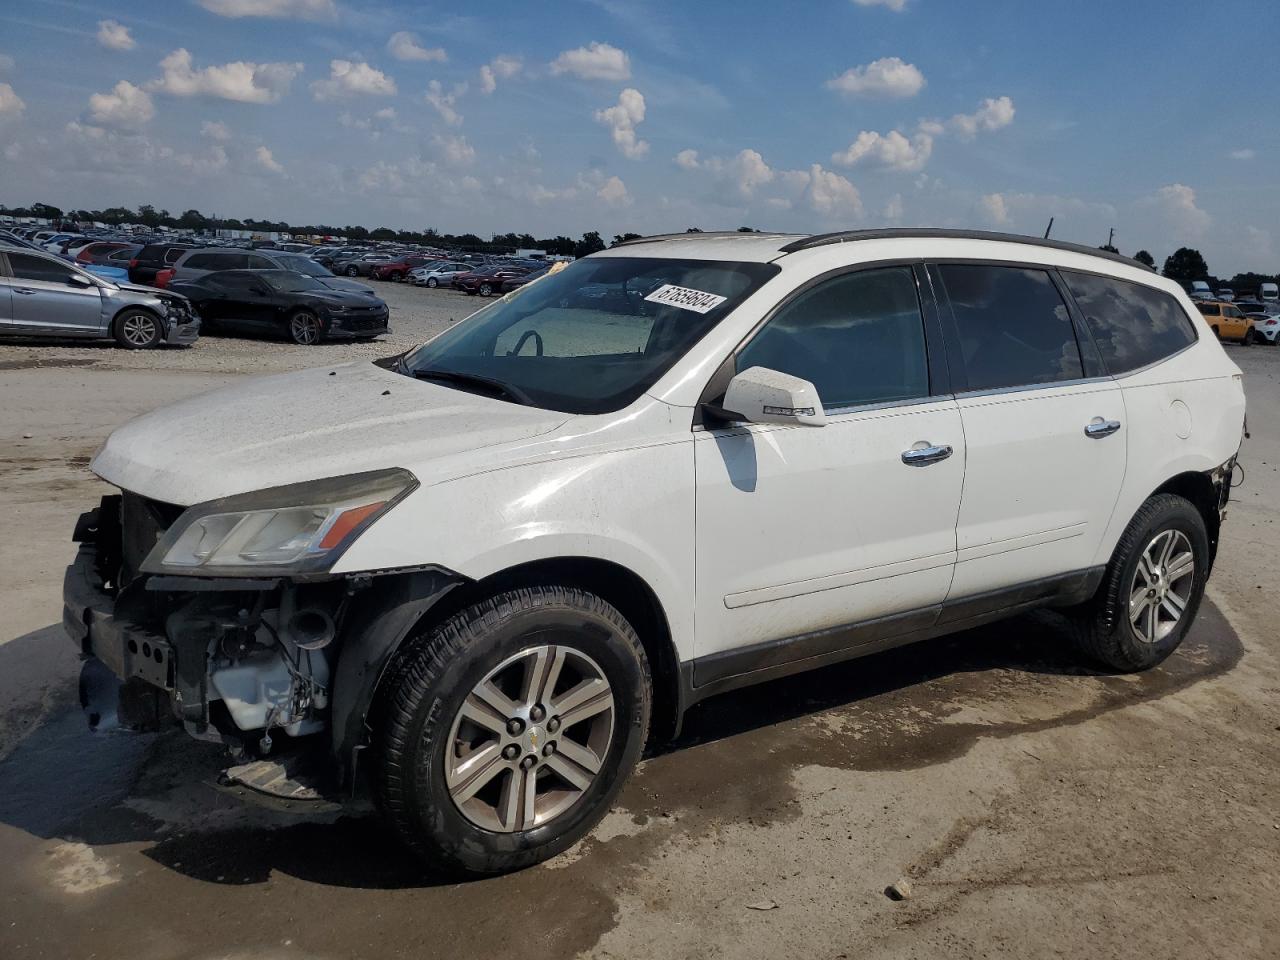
xmin=937 ymin=264 xmax=1083 ymax=391
xmin=1063 ymin=272 xmax=1197 ymax=374
xmin=736 ymin=266 xmax=929 ymax=410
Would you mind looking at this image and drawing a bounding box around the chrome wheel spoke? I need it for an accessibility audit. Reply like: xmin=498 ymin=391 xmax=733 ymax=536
xmin=554 ymin=736 xmax=603 ymax=777
xmin=544 ymin=752 xmax=594 ymax=791
xmin=1160 ymin=589 xmax=1188 ymax=621
xmin=1165 ymin=550 xmax=1195 ymax=583
xmin=459 ymin=689 xmax=511 ymax=736
xmin=1129 ymin=591 xmax=1152 ymax=623
xmin=471 ymin=679 xmax=519 ymax=721
xmin=552 ymin=678 xmax=612 ymax=729
xmin=447 ymin=742 xmax=506 ymax=802
xmin=520 ymin=645 xmax=565 ymax=709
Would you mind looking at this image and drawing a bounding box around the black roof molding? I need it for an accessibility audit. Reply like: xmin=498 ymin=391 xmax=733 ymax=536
xmin=776 ymin=228 xmax=1155 ymax=271
xmin=614 ymin=231 xmax=800 ymax=247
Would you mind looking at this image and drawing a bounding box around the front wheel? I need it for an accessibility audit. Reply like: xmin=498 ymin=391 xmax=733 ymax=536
xmin=373 ymin=586 xmax=652 ymax=877
xmin=479 ymin=282 xmax=494 ymax=297
xmin=345 ymin=265 xmax=360 ymax=277
xmin=288 ymin=310 xmax=322 ymax=345
xmin=1243 ymin=328 xmax=1256 ymax=346
xmin=426 ymin=277 xmax=439 ymax=288
xmin=113 ymin=309 xmax=162 ymax=349
xmin=1069 ymin=493 xmax=1209 ymax=671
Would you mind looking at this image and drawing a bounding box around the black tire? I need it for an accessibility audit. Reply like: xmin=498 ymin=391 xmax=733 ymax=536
xmin=345 ymin=265 xmax=360 ymax=277
xmin=389 ymin=271 xmax=404 ymax=282
xmin=479 ymin=282 xmax=494 ymax=297
xmin=1069 ymin=494 xmax=1209 ymax=671
xmin=426 ymin=277 xmax=438 ymax=288
xmin=373 ymin=585 xmax=652 ymax=877
xmin=1243 ymin=327 xmax=1255 ymax=346
xmin=112 ymin=309 xmax=163 ymax=349
xmin=288 ymin=309 xmax=323 ymax=345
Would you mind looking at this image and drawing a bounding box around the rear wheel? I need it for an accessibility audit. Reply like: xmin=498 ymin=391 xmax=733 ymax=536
xmin=288 ymin=310 xmax=322 ymax=345
xmin=426 ymin=277 xmax=439 ymax=288
xmin=113 ymin=309 xmax=162 ymax=349
xmin=389 ymin=271 xmax=404 ymax=282
xmin=373 ymin=586 xmax=651 ymax=877
xmin=479 ymin=282 xmax=494 ymax=297
xmin=1069 ymin=494 xmax=1208 ymax=671
xmin=1243 ymin=327 xmax=1256 ymax=345
xmin=345 ymin=265 xmax=360 ymax=277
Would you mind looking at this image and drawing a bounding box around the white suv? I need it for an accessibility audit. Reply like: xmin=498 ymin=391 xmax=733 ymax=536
xmin=64 ymin=229 xmax=1246 ymax=875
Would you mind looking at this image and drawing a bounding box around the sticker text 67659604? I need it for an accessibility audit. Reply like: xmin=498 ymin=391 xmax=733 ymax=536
xmin=643 ymin=284 xmax=728 ymax=314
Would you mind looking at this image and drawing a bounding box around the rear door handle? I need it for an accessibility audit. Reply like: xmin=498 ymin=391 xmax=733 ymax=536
xmin=1085 ymin=418 xmax=1121 ymax=439
xmin=901 ymin=443 xmax=953 ymax=466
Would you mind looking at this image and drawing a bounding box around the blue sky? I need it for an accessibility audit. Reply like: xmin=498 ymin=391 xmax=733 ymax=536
xmin=0 ymin=0 xmax=1276 ymax=272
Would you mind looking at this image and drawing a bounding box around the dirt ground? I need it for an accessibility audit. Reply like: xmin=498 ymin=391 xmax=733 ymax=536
xmin=1 ymin=283 xmax=1277 ymax=960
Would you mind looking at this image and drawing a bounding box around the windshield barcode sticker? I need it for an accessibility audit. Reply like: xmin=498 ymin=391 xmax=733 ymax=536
xmin=644 ymin=284 xmax=728 ymax=314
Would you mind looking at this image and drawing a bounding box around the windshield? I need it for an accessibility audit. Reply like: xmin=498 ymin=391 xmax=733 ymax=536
xmin=278 ymin=254 xmax=330 ymax=277
xmin=402 ymin=256 xmax=778 ymax=414
xmin=263 ymin=272 xmax=327 ymax=292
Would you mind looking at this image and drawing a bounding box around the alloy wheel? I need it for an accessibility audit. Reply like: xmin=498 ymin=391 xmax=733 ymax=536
xmin=290 ymin=313 xmax=321 ymax=345
xmin=121 ymin=314 xmax=157 ymax=346
xmin=445 ymin=644 xmax=615 ymax=833
xmin=1128 ymin=529 xmax=1195 ymax=644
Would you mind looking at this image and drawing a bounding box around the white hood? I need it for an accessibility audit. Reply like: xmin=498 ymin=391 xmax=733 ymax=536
xmin=92 ymin=361 xmax=571 ymax=505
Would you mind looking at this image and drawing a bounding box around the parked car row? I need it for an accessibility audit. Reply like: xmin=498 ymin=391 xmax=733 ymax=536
xmin=1194 ymin=299 xmax=1280 ymax=345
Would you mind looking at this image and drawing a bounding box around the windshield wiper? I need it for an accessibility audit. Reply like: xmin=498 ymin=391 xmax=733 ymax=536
xmin=409 ymin=368 xmax=534 ymax=406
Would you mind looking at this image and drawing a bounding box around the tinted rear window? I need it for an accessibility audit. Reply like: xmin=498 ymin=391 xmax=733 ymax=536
xmin=1063 ymin=272 xmax=1197 ymax=375
xmin=936 ymin=264 xmax=1083 ymax=391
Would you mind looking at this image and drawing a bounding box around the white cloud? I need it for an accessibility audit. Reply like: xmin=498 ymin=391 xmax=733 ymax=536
xmin=674 ymin=148 xmax=700 ymax=170
xmin=979 ymin=192 xmax=1009 ymax=225
xmin=0 ymin=55 xmax=14 ymax=75
xmin=200 ymin=120 xmax=231 ymax=140
xmin=551 ymin=41 xmax=631 ymax=81
xmin=96 ymin=20 xmax=135 ymax=52
xmin=1145 ymin=183 xmax=1211 ymax=238
xmin=434 ymin=133 xmax=474 ymax=165
xmin=197 ymin=0 xmax=335 ymax=20
xmin=387 ymin=31 xmax=446 ymax=63
xmin=596 ymin=174 xmax=631 ymax=206
xmin=594 ymin=88 xmax=648 ymax=159
xmin=832 ymin=129 xmax=933 ymax=172
xmin=1229 ymin=148 xmax=1256 ymax=161
xmin=424 ymin=79 xmax=464 ymax=126
xmin=949 ymin=96 xmax=1016 ymax=139
xmin=87 ymin=80 xmax=154 ymax=131
xmin=0 ymin=82 xmax=24 ymax=117
xmin=311 ymin=60 xmax=397 ymax=101
xmin=852 ymin=0 xmax=908 ymax=10
xmin=884 ymin=193 xmax=904 ymax=221
xmin=148 ymin=49 xmax=302 ymax=104
xmin=805 ymin=164 xmax=863 ymax=218
xmin=826 ymin=57 xmax=925 ymax=98
xmin=479 ymin=55 xmax=522 ymax=95
xmin=255 ymin=145 xmax=285 ymax=174
xmin=729 ymin=148 xmax=773 ymax=196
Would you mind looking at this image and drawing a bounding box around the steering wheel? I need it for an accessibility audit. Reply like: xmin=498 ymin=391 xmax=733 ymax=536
xmin=509 ymin=329 xmax=544 ymax=357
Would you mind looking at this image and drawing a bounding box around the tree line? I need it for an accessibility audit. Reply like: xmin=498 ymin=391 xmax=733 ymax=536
xmin=4 ymin=201 xmax=1272 ymax=285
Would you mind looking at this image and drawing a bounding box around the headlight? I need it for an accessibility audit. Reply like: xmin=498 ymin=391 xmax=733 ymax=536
xmin=142 ymin=468 xmax=417 ymax=577
xmin=326 ymin=303 xmax=348 ymax=313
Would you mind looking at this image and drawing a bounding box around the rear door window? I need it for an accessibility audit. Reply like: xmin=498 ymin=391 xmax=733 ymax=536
xmin=6 ymin=253 xmax=77 ymax=283
xmin=736 ymin=266 xmax=930 ymax=410
xmin=1062 ymin=272 xmax=1197 ymax=374
xmin=935 ymin=264 xmax=1083 ymax=391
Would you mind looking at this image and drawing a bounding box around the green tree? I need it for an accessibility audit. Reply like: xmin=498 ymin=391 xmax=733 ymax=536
xmin=574 ymin=231 xmax=605 ymax=258
xmin=1099 ymin=244 xmax=1119 ymax=254
xmin=611 ymin=232 xmax=643 ymax=247
xmin=1162 ymin=247 xmax=1209 ymax=283
xmin=1132 ymin=250 xmax=1155 ymax=269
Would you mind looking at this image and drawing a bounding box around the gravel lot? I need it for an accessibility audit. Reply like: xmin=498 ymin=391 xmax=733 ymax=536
xmin=0 ymin=280 xmax=477 ymax=376
xmin=1 ymin=318 xmax=1278 ymax=959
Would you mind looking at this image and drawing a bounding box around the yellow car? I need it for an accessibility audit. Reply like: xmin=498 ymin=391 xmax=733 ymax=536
xmin=1196 ymin=300 xmax=1257 ymax=344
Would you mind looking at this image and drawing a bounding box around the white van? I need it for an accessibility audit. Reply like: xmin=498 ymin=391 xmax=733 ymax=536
xmin=1190 ymin=280 xmax=1212 ymax=299
xmin=64 ymin=230 xmax=1246 ymax=875
xmin=1260 ymin=281 xmax=1278 ymax=302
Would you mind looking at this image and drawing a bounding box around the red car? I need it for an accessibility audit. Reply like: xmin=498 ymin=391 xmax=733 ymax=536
xmin=453 ymin=265 xmax=531 ymax=296
xmin=370 ymin=255 xmax=435 ymax=282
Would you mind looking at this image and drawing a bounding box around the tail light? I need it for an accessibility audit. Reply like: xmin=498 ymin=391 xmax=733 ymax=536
xmin=128 ymin=258 xmax=139 ymax=269
xmin=154 ymin=269 xmax=175 ymax=288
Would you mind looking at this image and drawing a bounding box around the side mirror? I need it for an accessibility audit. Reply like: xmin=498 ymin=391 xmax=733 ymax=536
xmin=66 ymin=273 xmax=94 ymax=288
xmin=714 ymin=366 xmax=826 ymax=427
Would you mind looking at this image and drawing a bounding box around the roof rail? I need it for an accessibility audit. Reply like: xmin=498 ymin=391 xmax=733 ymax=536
xmin=777 ymin=228 xmax=1155 ymax=271
xmin=614 ymin=231 xmax=801 ymax=248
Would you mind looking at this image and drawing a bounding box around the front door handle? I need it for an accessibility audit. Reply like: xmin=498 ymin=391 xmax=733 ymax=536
xmin=1085 ymin=418 xmax=1121 ymax=439
xmin=13 ymin=288 xmax=37 ymax=295
xmin=902 ymin=443 xmax=954 ymax=466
